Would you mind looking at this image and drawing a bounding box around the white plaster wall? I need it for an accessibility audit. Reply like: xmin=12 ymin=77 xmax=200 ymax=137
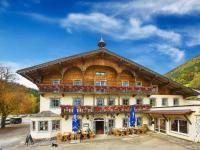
xmin=30 ymin=117 xmax=61 ymax=139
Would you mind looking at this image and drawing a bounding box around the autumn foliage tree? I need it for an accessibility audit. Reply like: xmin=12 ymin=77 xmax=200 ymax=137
xmin=0 ymin=64 xmax=38 ymax=128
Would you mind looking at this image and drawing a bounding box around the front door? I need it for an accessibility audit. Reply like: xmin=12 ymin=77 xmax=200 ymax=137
xmin=95 ymin=121 xmax=104 ymax=134
xmin=155 ymin=118 xmax=166 ymax=133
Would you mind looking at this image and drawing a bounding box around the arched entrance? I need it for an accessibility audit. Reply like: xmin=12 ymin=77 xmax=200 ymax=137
xmin=94 ymin=118 xmax=104 ymax=134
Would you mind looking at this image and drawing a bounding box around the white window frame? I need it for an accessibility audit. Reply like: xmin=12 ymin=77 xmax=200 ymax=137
xmin=121 ymin=81 xmax=129 ymax=87
xmin=173 ymin=98 xmax=179 ymax=106
xmin=73 ymin=79 xmax=82 ymax=86
xmin=150 ymin=98 xmax=156 ymax=107
xmin=108 ymin=119 xmax=115 ymax=128
xmin=122 ymin=118 xmax=129 ymax=127
xmin=95 ymin=80 xmax=107 ymax=86
xmin=96 ymin=98 xmax=104 ymax=106
xmin=162 ymin=98 xmax=168 ymax=106
xmin=135 ymin=81 xmax=142 ymax=87
xmin=122 ymin=98 xmax=129 ymax=105
xmin=136 ymin=98 xmax=143 ymax=105
xmin=136 ymin=117 xmax=143 ymax=126
xmin=38 ymin=121 xmax=48 ymax=131
xmin=107 ymin=98 xmax=115 ymax=106
xmin=73 ymin=97 xmax=82 ymax=106
xmin=32 ymin=121 xmax=36 ymax=131
xmin=52 ymin=120 xmax=60 ymax=131
xmin=96 ymin=72 xmax=106 ymax=76
xmin=50 ymin=98 xmax=60 ymax=108
xmin=170 ymin=119 xmax=188 ymax=135
xmin=52 ymin=79 xmax=61 ymax=86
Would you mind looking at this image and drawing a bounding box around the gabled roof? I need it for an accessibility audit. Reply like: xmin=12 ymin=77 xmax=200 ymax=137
xmin=17 ymin=48 xmax=199 ymax=96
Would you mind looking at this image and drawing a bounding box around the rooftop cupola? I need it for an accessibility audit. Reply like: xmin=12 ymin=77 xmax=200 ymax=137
xmin=98 ymin=36 xmax=106 ymax=48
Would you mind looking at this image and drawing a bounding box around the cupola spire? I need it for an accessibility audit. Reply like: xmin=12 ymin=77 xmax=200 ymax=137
xmin=98 ymin=34 xmax=106 ymax=48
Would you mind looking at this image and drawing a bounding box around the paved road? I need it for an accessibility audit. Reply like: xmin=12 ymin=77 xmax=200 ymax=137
xmin=15 ymin=135 xmax=189 ymax=150
xmin=0 ymin=124 xmax=29 ymax=149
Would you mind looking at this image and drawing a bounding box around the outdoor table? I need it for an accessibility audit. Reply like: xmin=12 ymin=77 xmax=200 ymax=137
xmin=133 ymin=127 xmax=142 ymax=134
xmin=82 ymin=132 xmax=88 ymax=139
xmin=119 ymin=129 xmax=126 ymax=136
xmin=63 ymin=132 xmax=71 ymax=141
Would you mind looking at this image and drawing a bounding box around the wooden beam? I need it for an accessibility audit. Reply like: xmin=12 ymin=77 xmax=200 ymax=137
xmin=162 ymin=114 xmax=168 ymax=122
xmin=184 ymin=115 xmax=192 ymax=125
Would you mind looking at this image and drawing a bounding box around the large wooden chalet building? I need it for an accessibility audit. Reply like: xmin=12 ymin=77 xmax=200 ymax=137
xmin=17 ymin=38 xmax=200 ymax=142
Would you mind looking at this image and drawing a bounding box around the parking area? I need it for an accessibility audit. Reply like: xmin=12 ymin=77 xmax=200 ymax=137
xmin=12 ymin=134 xmax=191 ymax=150
xmin=1 ymin=123 xmax=200 ymax=150
xmin=0 ymin=123 xmax=29 ymax=149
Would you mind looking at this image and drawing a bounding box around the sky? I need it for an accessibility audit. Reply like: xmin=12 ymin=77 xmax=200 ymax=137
xmin=0 ymin=0 xmax=200 ymax=89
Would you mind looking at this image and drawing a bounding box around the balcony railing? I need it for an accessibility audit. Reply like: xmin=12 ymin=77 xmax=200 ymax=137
xmin=38 ymin=84 xmax=157 ymax=95
xmin=60 ymin=104 xmax=151 ymax=116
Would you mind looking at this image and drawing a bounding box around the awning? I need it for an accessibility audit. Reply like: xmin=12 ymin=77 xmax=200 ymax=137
xmin=144 ymin=109 xmax=193 ymax=124
xmin=144 ymin=109 xmax=192 ymax=115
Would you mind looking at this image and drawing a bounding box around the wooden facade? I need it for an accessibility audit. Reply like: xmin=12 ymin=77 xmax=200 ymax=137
xmin=17 ymin=48 xmax=198 ymax=97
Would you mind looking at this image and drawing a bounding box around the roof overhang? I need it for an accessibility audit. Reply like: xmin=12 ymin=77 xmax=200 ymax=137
xmin=144 ymin=109 xmax=192 ymax=115
xmin=16 ymin=48 xmax=199 ymax=96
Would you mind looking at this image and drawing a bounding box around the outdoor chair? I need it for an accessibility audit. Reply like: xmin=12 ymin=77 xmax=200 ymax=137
xmin=82 ymin=131 xmax=88 ymax=139
xmin=89 ymin=131 xmax=95 ymax=138
xmin=76 ymin=133 xmax=81 ymax=140
xmin=140 ymin=124 xmax=149 ymax=134
xmin=62 ymin=132 xmax=71 ymax=141
xmin=112 ymin=128 xmax=121 ymax=136
xmin=70 ymin=134 xmax=76 ymax=140
xmin=56 ymin=132 xmax=63 ymax=142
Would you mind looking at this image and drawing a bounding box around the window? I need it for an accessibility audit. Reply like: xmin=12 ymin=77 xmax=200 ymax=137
xmin=135 ymin=81 xmax=142 ymax=87
xmin=108 ymin=119 xmax=115 ymax=128
xmin=122 ymin=81 xmax=129 ymax=87
xmin=179 ymin=120 xmax=188 ymax=134
xmin=122 ymin=98 xmax=129 ymax=105
xmin=122 ymin=118 xmax=129 ymax=127
xmin=96 ymin=98 xmax=104 ymax=106
xmin=171 ymin=119 xmax=178 ymax=132
xmin=52 ymin=120 xmax=60 ymax=131
xmin=148 ymin=118 xmax=153 ymax=126
xmin=73 ymin=97 xmax=82 ymax=106
xmin=39 ymin=121 xmax=48 ymax=131
xmin=108 ymin=98 xmax=115 ymax=105
xmin=136 ymin=98 xmax=143 ymax=105
xmin=78 ymin=119 xmax=82 ymax=129
xmin=150 ymin=98 xmax=156 ymax=107
xmin=73 ymin=80 xmax=81 ymax=86
xmin=162 ymin=98 xmax=168 ymax=106
xmin=137 ymin=117 xmax=143 ymax=126
xmin=171 ymin=119 xmax=188 ymax=134
xmin=173 ymin=98 xmax=179 ymax=106
xmin=52 ymin=80 xmax=60 ymax=86
xmin=50 ymin=98 xmax=60 ymax=108
xmin=32 ymin=121 xmax=36 ymax=131
xmin=96 ymin=72 xmax=105 ymax=76
xmin=95 ymin=80 xmax=106 ymax=86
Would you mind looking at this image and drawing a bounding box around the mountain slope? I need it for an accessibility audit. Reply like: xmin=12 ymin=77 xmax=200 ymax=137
xmin=165 ymin=54 xmax=200 ymax=89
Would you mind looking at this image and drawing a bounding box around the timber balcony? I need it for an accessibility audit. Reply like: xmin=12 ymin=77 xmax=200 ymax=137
xmin=38 ymin=84 xmax=157 ymax=95
xmin=60 ymin=104 xmax=151 ymax=116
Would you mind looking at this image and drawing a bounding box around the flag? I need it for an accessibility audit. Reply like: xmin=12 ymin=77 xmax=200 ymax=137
xmin=130 ymin=105 xmax=136 ymax=127
xmin=72 ymin=105 xmax=79 ymax=132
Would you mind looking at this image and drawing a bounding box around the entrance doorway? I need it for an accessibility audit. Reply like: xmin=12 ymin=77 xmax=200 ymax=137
xmin=94 ymin=118 xmax=104 ymax=134
xmin=155 ymin=118 xmax=166 ymax=133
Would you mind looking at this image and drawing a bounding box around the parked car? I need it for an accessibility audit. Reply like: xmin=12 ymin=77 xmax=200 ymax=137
xmin=10 ymin=117 xmax=22 ymax=124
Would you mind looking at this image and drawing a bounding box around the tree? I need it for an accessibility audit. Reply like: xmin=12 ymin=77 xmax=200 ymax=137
xmin=0 ymin=64 xmax=38 ymax=128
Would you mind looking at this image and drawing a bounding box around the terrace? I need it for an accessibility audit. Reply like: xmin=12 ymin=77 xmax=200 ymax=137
xmin=38 ymin=84 xmax=157 ymax=95
xmin=60 ymin=104 xmax=151 ymax=116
